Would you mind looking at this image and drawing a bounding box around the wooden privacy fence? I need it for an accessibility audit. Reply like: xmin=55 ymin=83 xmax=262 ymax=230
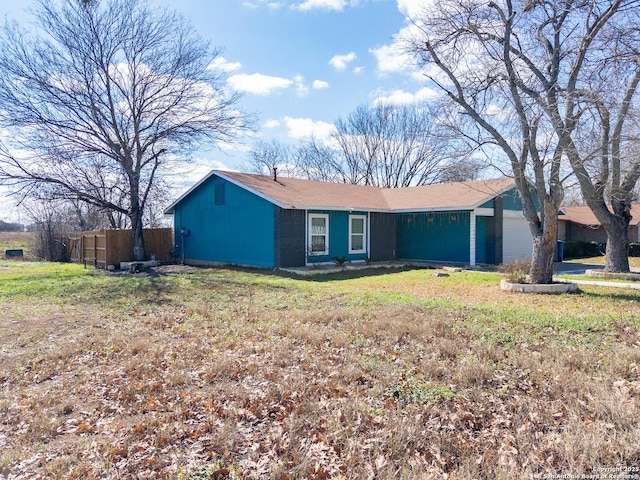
xmin=68 ymin=228 xmax=173 ymax=268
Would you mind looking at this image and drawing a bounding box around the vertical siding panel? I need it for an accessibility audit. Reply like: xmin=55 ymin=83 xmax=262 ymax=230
xmin=370 ymin=212 xmax=396 ymax=261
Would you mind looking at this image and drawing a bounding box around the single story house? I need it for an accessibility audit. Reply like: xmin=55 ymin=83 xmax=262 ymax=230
xmin=163 ymin=170 xmax=534 ymax=269
xmin=558 ymin=204 xmax=640 ymax=243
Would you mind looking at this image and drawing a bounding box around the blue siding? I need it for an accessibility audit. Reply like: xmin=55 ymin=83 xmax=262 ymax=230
xmin=396 ymin=211 xmax=470 ymax=263
xmin=481 ymin=186 xmax=538 ymax=212
xmin=479 ymin=198 xmax=494 ymax=209
xmin=503 ymin=187 xmax=524 ymax=211
xmin=306 ymin=210 xmax=369 ymax=264
xmin=173 ymin=176 xmax=276 ymax=267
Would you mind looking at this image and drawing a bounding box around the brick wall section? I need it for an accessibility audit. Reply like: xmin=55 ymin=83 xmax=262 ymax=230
xmin=274 ymin=208 xmax=306 ymax=268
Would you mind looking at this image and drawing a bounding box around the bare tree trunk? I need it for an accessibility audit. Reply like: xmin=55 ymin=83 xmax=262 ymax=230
xmin=603 ymin=219 xmax=630 ymax=272
xmin=529 ymin=204 xmax=558 ymax=284
xmin=529 ymin=232 xmax=555 ymax=284
xmin=129 ymin=203 xmax=145 ymax=261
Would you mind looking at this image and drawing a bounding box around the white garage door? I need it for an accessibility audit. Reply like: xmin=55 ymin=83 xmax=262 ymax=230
xmin=503 ymin=215 xmax=533 ymax=262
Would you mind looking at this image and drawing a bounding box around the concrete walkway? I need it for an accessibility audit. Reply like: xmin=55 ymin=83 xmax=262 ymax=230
xmin=554 ymin=277 xmax=640 ymax=290
xmin=554 ymin=262 xmax=640 ymax=290
xmin=553 ymin=261 xmax=604 ymax=274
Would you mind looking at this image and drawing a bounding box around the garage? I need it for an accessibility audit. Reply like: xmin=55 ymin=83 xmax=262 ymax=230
xmin=502 ymin=214 xmax=533 ymax=262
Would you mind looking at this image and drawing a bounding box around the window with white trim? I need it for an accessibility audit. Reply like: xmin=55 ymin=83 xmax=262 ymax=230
xmin=309 ymin=214 xmax=329 ymax=255
xmin=349 ymin=215 xmax=366 ymax=254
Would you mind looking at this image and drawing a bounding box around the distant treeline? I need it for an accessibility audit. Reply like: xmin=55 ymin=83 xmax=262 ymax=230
xmin=0 ymin=220 xmax=25 ymax=232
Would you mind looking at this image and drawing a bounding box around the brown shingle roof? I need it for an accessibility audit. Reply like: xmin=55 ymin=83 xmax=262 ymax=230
xmin=165 ymin=170 xmax=517 ymax=214
xmin=382 ymin=178 xmax=516 ymax=211
xmin=559 ymin=204 xmax=640 ymax=227
xmin=219 ymin=171 xmax=389 ymax=210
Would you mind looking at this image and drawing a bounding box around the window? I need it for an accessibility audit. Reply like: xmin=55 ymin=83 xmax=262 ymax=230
xmin=214 ymin=183 xmax=225 ymax=206
xmin=309 ymin=214 xmax=328 ymax=255
xmin=349 ymin=215 xmax=366 ymax=254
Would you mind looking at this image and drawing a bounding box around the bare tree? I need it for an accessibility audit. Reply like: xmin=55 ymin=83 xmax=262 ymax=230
xmin=559 ymin=12 xmax=640 ymax=272
xmin=331 ymin=103 xmax=468 ymax=187
xmin=0 ymin=0 xmax=248 ymax=261
xmin=245 ymin=140 xmax=296 ymax=177
xmin=293 ymin=137 xmax=349 ymax=183
xmin=406 ymin=0 xmax=640 ymax=281
xmin=22 ymin=199 xmax=72 ymax=262
xmin=284 ymin=103 xmax=479 ymax=187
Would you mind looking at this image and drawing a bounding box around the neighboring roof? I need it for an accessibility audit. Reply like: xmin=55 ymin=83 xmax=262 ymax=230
xmin=164 ymin=170 xmax=517 ymax=214
xmin=559 ymin=204 xmax=640 ymax=227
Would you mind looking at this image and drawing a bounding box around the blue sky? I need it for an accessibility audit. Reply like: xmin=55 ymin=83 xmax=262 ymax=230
xmin=0 ymin=0 xmax=434 ymax=222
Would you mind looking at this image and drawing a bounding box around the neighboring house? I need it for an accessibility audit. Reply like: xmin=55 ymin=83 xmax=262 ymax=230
xmin=558 ymin=204 xmax=640 ymax=244
xmin=163 ymin=170 xmax=534 ymax=269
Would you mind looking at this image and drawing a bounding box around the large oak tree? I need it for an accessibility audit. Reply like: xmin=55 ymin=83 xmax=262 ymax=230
xmin=0 ymin=0 xmax=248 ymax=260
xmin=407 ymin=0 xmax=640 ymax=281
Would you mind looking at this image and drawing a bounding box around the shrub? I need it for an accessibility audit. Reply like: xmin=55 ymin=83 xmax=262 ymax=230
xmin=562 ymin=240 xmax=583 ymax=259
xmin=332 ymin=255 xmax=348 ymax=266
xmin=497 ymin=257 xmax=530 ymax=284
xmin=562 ymin=240 xmax=605 ymax=259
xmin=629 ymin=243 xmax=640 ymax=257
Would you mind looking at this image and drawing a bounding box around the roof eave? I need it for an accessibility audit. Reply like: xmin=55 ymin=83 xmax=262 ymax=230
xmin=163 ymin=169 xmax=219 ymax=215
xmin=469 ymin=181 xmax=517 ymax=210
xmin=391 ymin=206 xmax=475 ymax=213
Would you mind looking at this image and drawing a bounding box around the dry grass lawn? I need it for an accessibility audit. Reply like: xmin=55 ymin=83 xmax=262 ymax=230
xmin=0 ymin=232 xmax=35 ymax=261
xmin=0 ymin=261 xmax=639 ymax=479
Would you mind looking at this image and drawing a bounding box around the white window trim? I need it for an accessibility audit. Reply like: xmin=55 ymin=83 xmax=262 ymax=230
xmin=349 ymin=214 xmax=367 ymax=254
xmin=308 ymin=213 xmax=329 ymax=256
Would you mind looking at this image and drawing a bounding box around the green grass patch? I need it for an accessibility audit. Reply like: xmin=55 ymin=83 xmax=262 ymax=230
xmin=388 ymin=376 xmax=456 ymax=404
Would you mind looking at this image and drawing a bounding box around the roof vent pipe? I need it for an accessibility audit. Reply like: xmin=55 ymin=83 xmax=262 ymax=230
xmin=273 ymin=167 xmax=277 ymax=182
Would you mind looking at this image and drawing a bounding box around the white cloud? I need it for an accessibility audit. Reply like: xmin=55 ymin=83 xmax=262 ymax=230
xmin=294 ymin=75 xmax=309 ymax=97
xmin=370 ymin=25 xmax=416 ymax=75
xmin=227 ymin=73 xmax=293 ymax=95
xmin=293 ymin=0 xmax=346 ymax=11
xmin=369 ymin=2 xmax=437 ymax=77
xmin=329 ymin=52 xmax=357 ymax=71
xmin=373 ymin=87 xmax=441 ymax=105
xmin=284 ymin=116 xmax=336 ymax=140
xmin=208 ymin=56 xmax=242 ymax=73
xmin=243 ymin=0 xmax=285 ymax=9
xmin=397 ymin=0 xmax=434 ymax=18
xmin=263 ymin=119 xmax=281 ymax=129
xmin=312 ymin=80 xmax=329 ymax=89
xmin=485 ymin=104 xmax=507 ymax=117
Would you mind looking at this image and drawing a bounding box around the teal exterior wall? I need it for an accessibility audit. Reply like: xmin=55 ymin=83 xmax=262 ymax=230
xmin=306 ymin=210 xmax=369 ymax=264
xmin=173 ymin=175 xmax=276 ymax=267
xmin=396 ymin=211 xmax=471 ymax=263
xmin=170 ymin=179 xmax=526 ymax=268
xmin=502 ymin=187 xmax=524 ymax=211
xmin=479 ymin=186 xmax=537 ymax=212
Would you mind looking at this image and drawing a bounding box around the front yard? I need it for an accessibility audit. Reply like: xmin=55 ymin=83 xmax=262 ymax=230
xmin=0 ymin=261 xmax=638 ymax=479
